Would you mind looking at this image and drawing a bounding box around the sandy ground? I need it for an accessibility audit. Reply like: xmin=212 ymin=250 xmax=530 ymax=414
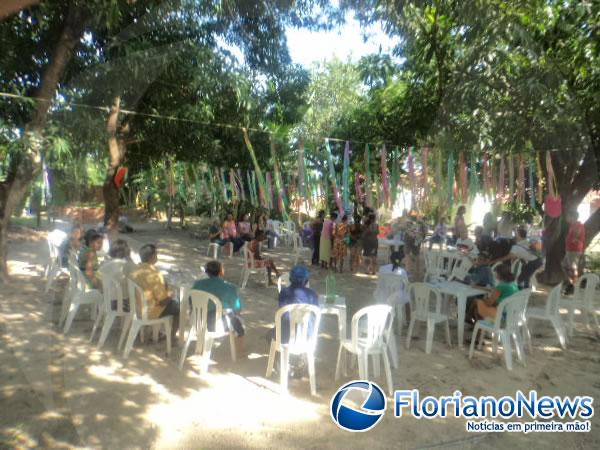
xmin=1 ymin=221 xmax=599 ymax=449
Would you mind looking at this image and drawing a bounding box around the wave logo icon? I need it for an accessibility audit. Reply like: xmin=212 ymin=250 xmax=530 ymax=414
xmin=330 ymin=380 xmax=387 ymax=432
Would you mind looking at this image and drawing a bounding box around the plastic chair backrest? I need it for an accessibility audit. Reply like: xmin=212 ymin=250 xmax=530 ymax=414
xmin=69 ymin=262 xmax=90 ymax=292
xmin=127 ymin=279 xmax=153 ymax=321
xmin=450 ymin=256 xmax=473 ymax=281
xmin=101 ymin=260 xmax=127 ymax=314
xmin=277 ymin=273 xmax=290 ymax=293
xmin=511 ymin=259 xmax=523 ymax=279
xmin=351 ymin=304 xmax=393 ymax=351
xmin=271 ymin=220 xmax=282 ymax=234
xmin=375 ymin=272 xmax=409 ymax=306
xmin=48 ymin=229 xmax=67 ymax=260
xmin=545 ymin=283 xmax=563 ymax=317
xmin=494 ymin=289 xmax=531 ymax=332
xmin=274 ymin=303 xmax=321 ymax=351
xmin=423 ymin=250 xmax=438 ymax=271
xmin=189 ymin=289 xmax=225 ymax=336
xmin=242 ymin=242 xmax=256 ymax=269
xmin=410 ymin=283 xmax=442 ymax=315
xmin=575 ymin=273 xmax=600 ymax=308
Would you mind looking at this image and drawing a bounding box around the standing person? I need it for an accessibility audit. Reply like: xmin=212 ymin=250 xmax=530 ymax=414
xmin=497 ymin=211 xmax=515 ymax=240
xmin=192 ymin=260 xmax=245 ymax=355
xmin=349 ymin=214 xmax=363 ymax=273
xmin=129 ymin=244 xmax=179 ymax=341
xmin=428 ymin=217 xmax=447 ymax=250
xmin=248 ymin=230 xmax=281 ymax=285
xmin=453 ymin=205 xmax=468 ymax=244
xmin=319 ymin=211 xmax=336 ymax=269
xmin=311 ymin=210 xmax=325 ymax=266
xmin=332 ymin=215 xmax=349 ymax=272
xmin=361 ymin=213 xmax=379 ymax=275
xmin=482 ymin=212 xmax=497 ymax=238
xmin=563 ymin=210 xmax=586 ymax=293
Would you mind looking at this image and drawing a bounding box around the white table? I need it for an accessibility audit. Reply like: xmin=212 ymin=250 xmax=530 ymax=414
xmin=318 ymin=294 xmax=347 ymax=340
xmin=427 ymin=280 xmax=486 ymax=348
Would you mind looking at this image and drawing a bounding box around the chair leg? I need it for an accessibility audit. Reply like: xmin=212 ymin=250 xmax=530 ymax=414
xmin=229 ymin=331 xmax=237 ymax=362
xmin=550 ymin=317 xmax=567 ymax=350
xmin=425 ymin=318 xmax=435 ymax=354
xmin=178 ymin=326 xmax=196 ymax=370
xmin=382 ymin=352 xmax=394 ymax=396
xmin=164 ymin=320 xmax=172 ymax=356
xmin=63 ymin=302 xmax=80 ymax=334
xmin=468 ymin=326 xmax=479 ymax=359
xmin=123 ymin=321 xmax=142 ymax=359
xmin=500 ymin=332 xmax=513 ymax=370
xmin=489 ymin=331 xmax=497 ymax=353
xmin=372 ymin=354 xmax=381 ymax=378
xmin=307 ymin=352 xmax=317 ymax=396
xmin=118 ymin=315 xmax=132 ymax=351
xmin=444 ymin=319 xmax=452 ymax=346
xmin=59 ymin=288 xmax=72 ymax=328
xmin=280 ymin=347 xmax=289 ymax=394
xmin=512 ymin=332 xmax=524 ymax=363
xmin=266 ymin=340 xmax=276 ymax=377
xmin=97 ymin=313 xmax=116 ymax=349
xmin=567 ymin=305 xmax=575 ymax=337
xmin=201 ymin=336 xmax=214 ymax=374
xmin=406 ymin=318 xmax=416 ymax=349
xmin=89 ymin=307 xmax=104 ymax=343
xmin=523 ymin=323 xmax=533 ymax=353
xmin=357 ymin=353 xmax=365 ymax=379
xmin=387 ymin=335 xmax=399 ymax=369
xmin=334 ymin=345 xmax=344 ymax=380
xmin=362 ymin=352 xmax=369 ymax=379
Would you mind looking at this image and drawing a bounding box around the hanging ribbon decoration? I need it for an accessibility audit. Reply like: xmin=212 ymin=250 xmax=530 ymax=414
xmin=325 ymin=139 xmax=345 ymax=215
xmin=237 ymin=169 xmax=245 ymax=202
xmin=482 ymin=154 xmax=490 ymax=200
xmin=498 ymin=155 xmax=505 ymax=202
xmin=364 ymin=144 xmax=373 ymax=208
xmin=508 ymin=154 xmax=515 ymax=200
xmin=536 ymin=153 xmax=544 ymax=205
xmin=266 ymin=172 xmax=274 ymax=210
xmin=435 ymin=148 xmax=443 ymax=205
xmin=391 ymin=147 xmax=399 ymax=207
xmin=355 ymin=172 xmax=364 ymax=205
xmin=229 ymin=168 xmax=239 ymax=203
xmin=528 ymin=157 xmax=536 ymax=208
xmin=447 ymin=152 xmax=455 ymax=210
xmin=458 ymin=151 xmax=468 ymax=204
xmin=469 ymin=152 xmax=479 ymax=199
xmin=342 ymin=141 xmax=351 ymax=211
xmin=381 ymin=144 xmax=390 ymax=209
xmin=242 ymin=128 xmax=268 ymax=210
xmin=298 ymin=139 xmax=306 ymax=205
xmin=544 ymin=151 xmax=562 ymax=218
xmin=517 ymin=155 xmax=526 ymax=203
xmin=408 ymin=147 xmax=416 ymax=210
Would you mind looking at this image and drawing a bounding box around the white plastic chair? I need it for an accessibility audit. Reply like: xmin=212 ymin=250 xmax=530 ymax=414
xmin=406 ymin=283 xmax=451 ymax=354
xmin=511 ymin=259 xmax=523 ymax=280
xmin=266 ymin=304 xmax=322 ymax=395
xmin=45 ymin=229 xmax=68 ymax=293
xmin=335 ymin=304 xmax=394 ymax=395
xmin=526 ymin=284 xmax=567 ymax=349
xmin=92 ymin=260 xmax=133 ymax=350
xmin=448 ymin=256 xmax=473 ymax=282
xmin=561 ymin=273 xmax=600 ymax=336
xmin=277 ymin=272 xmax=310 ymax=293
xmin=240 ymin=242 xmax=268 ymax=288
xmin=373 ymin=272 xmax=410 ymax=368
xmin=292 ymin=233 xmax=311 ymax=265
xmin=63 ymin=263 xmax=103 ymax=334
xmin=207 ymin=243 xmax=220 ymax=260
xmin=270 ymin=220 xmax=283 ymax=248
xmin=469 ymin=289 xmax=531 ymax=370
xmin=179 ymin=289 xmax=237 ymax=372
xmin=122 ymin=279 xmax=173 ymax=359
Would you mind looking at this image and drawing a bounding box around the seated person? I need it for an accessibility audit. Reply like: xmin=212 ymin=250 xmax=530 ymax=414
xmin=248 ymin=230 xmax=281 ymax=285
xmin=471 ymin=263 xmax=519 ymax=322
xmin=191 ymin=260 xmax=245 ymax=352
xmin=270 ymin=265 xmax=318 ymax=377
xmin=129 ymin=244 xmax=179 ymax=341
xmin=428 ymin=217 xmax=447 ymax=249
xmin=208 ymin=219 xmax=225 ymax=246
xmin=78 ymin=229 xmax=103 ymax=289
xmin=237 ymin=213 xmax=254 ymax=241
xmin=108 ymin=239 xmax=138 ymax=312
xmin=474 ymin=225 xmax=494 ymax=255
xmin=61 ymin=224 xmax=83 ymax=267
xmin=222 ymin=212 xmax=245 ymax=254
xmin=466 ymin=251 xmax=495 ymax=288
xmin=490 ymin=226 xmax=543 ymax=289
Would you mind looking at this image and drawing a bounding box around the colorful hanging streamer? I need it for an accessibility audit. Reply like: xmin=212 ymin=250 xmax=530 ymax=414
xmin=458 ymin=151 xmax=468 ymax=204
xmin=325 ymin=139 xmax=345 ymax=215
xmin=342 ymin=141 xmax=350 ymax=210
xmin=365 ymin=144 xmax=373 ymax=208
xmin=381 ymin=144 xmax=390 ymax=208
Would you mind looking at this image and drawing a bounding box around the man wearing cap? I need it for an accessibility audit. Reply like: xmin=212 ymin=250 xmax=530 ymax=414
xmin=270 ymin=265 xmax=319 ymax=377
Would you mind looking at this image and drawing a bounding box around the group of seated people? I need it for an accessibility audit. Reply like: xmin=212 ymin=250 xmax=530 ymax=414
xmin=209 ymin=211 xmax=283 ymax=254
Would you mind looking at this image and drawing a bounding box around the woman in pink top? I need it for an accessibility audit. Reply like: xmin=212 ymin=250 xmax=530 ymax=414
xmin=237 ymin=213 xmax=253 ymax=241
xmin=222 ymin=213 xmax=244 ymax=254
xmin=319 ymin=211 xmax=337 ymax=268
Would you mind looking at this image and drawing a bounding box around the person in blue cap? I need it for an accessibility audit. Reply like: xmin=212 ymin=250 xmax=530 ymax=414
xmin=269 ymin=265 xmax=319 ymax=378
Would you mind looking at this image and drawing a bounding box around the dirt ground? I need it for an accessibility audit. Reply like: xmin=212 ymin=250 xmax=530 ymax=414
xmin=1 ymin=220 xmax=599 ymax=449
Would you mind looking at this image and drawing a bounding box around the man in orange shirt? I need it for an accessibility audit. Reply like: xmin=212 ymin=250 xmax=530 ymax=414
xmin=130 ymin=244 xmax=179 ymax=341
xmin=562 ymin=210 xmax=586 ymax=290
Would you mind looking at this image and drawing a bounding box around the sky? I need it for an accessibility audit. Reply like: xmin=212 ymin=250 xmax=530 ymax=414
xmin=286 ymin=17 xmax=397 ymax=67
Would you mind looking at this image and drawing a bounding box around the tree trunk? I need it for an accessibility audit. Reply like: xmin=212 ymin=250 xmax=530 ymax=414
xmin=0 ymin=5 xmax=86 ymax=280
xmin=103 ymin=95 xmax=129 ymax=230
xmin=540 ymin=148 xmax=599 ymax=284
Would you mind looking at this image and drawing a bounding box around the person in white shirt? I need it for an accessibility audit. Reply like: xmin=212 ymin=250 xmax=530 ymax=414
xmin=428 ymin=217 xmax=447 ymax=249
xmin=491 ymin=226 xmax=543 ymax=288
